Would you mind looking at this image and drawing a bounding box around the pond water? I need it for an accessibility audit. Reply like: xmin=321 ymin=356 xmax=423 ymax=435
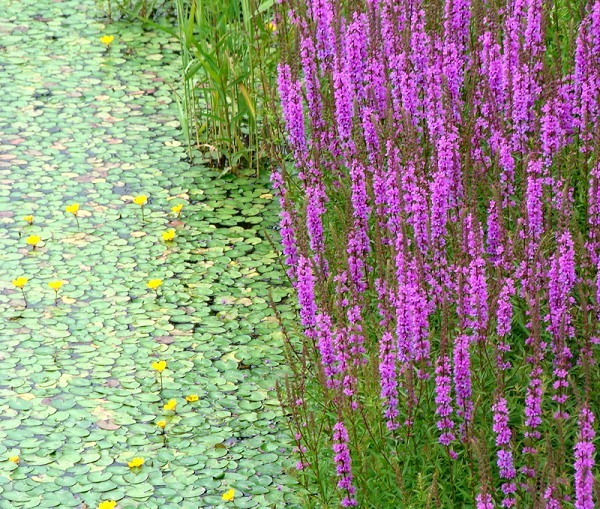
xmin=0 ymin=0 xmax=297 ymax=507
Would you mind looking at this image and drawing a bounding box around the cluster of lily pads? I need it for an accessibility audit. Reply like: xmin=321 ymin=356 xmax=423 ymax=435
xmin=1 ymin=3 xmax=297 ymax=505
xmin=9 ymin=196 xmax=242 ymax=508
xmin=12 ymin=197 xmax=183 ymax=307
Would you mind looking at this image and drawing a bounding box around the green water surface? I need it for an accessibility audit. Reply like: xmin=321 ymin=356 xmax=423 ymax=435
xmin=0 ymin=1 xmax=297 ymax=507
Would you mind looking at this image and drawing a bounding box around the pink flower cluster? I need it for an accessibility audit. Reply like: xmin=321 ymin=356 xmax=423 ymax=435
xmin=275 ymin=0 xmax=600 ymax=505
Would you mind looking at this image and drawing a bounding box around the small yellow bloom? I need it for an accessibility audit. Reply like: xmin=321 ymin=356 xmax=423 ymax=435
xmin=8 ymin=456 xmax=19 ymax=464
xmin=151 ymin=360 xmax=167 ymax=373
xmin=163 ymin=399 xmax=177 ymax=411
xmin=100 ymin=35 xmax=115 ymax=46
xmin=156 ymin=420 xmax=167 ymax=429
xmin=171 ymin=204 xmax=183 ymax=216
xmin=162 ymin=229 xmax=176 ymax=242
xmin=266 ymin=22 xmax=276 ymax=32
xmin=133 ymin=195 xmax=147 ymax=206
xmin=23 ymin=215 xmax=34 ymax=225
xmin=48 ymin=281 xmax=63 ymax=291
xmin=222 ymin=488 xmax=235 ymax=502
xmin=12 ymin=277 xmax=28 ymax=289
xmin=98 ymin=501 xmax=117 ymax=509
xmin=26 ymin=235 xmax=41 ymax=247
xmin=147 ymin=279 xmax=163 ymax=290
xmin=185 ymin=394 xmax=199 ymax=403
xmin=65 ymin=203 xmax=80 ymax=215
xmin=127 ymin=457 xmax=144 ymax=468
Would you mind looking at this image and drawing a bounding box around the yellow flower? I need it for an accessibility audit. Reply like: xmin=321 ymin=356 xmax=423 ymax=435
xmin=48 ymin=281 xmax=63 ymax=291
xmin=222 ymin=488 xmax=235 ymax=502
xmin=100 ymin=35 xmax=115 ymax=46
xmin=127 ymin=457 xmax=144 ymax=468
xmin=12 ymin=277 xmax=28 ymax=289
xmin=133 ymin=195 xmax=147 ymax=206
xmin=147 ymin=279 xmax=163 ymax=290
xmin=266 ymin=22 xmax=276 ymax=32
xmin=185 ymin=394 xmax=199 ymax=403
xmin=163 ymin=399 xmax=177 ymax=411
xmin=23 ymin=215 xmax=34 ymax=225
xmin=162 ymin=229 xmax=176 ymax=242
xmin=8 ymin=456 xmax=19 ymax=464
xmin=151 ymin=360 xmax=167 ymax=373
xmin=26 ymin=235 xmax=41 ymax=247
xmin=98 ymin=501 xmax=117 ymax=509
xmin=65 ymin=203 xmax=79 ymax=215
xmin=171 ymin=204 xmax=183 ymax=216
xmin=156 ymin=420 xmax=166 ymax=429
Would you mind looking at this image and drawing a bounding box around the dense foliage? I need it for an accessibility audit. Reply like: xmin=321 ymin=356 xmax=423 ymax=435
xmin=274 ymin=0 xmax=600 ymax=507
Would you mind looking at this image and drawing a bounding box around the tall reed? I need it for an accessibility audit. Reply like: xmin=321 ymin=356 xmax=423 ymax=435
xmin=173 ymin=0 xmax=278 ymax=174
xmin=97 ymin=0 xmax=278 ymax=175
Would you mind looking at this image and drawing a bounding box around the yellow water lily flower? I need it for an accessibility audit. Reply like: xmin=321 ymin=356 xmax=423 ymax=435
xmin=98 ymin=501 xmax=117 ymax=509
xmin=151 ymin=360 xmax=167 ymax=373
xmin=222 ymin=488 xmax=235 ymax=502
xmin=133 ymin=195 xmax=147 ymax=206
xmin=100 ymin=35 xmax=115 ymax=46
xmin=26 ymin=235 xmax=41 ymax=247
xmin=147 ymin=279 xmax=163 ymax=290
xmin=48 ymin=281 xmax=63 ymax=291
xmin=185 ymin=394 xmax=199 ymax=403
xmin=12 ymin=277 xmax=28 ymax=289
xmin=65 ymin=203 xmax=79 ymax=215
xmin=23 ymin=215 xmax=34 ymax=225
xmin=162 ymin=229 xmax=176 ymax=242
xmin=127 ymin=457 xmax=144 ymax=468
xmin=8 ymin=456 xmax=19 ymax=464
xmin=156 ymin=420 xmax=166 ymax=429
xmin=171 ymin=204 xmax=183 ymax=216
xmin=163 ymin=399 xmax=177 ymax=411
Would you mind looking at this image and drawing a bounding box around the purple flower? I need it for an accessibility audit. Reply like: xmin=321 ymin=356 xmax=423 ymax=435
xmin=524 ymin=365 xmax=544 ymax=438
xmin=476 ymin=492 xmax=494 ymax=509
xmin=308 ymin=0 xmax=336 ymax=70
xmin=277 ymin=64 xmax=306 ymax=160
xmin=547 ymin=231 xmax=576 ymax=418
xmin=315 ymin=312 xmax=339 ymax=387
xmin=442 ymin=0 xmax=472 ymax=111
xmin=332 ymin=421 xmax=357 ymax=506
xmin=271 ymin=169 xmax=300 ymax=281
xmin=543 ymin=484 xmax=562 ymax=509
xmin=492 ymin=397 xmax=516 ymax=506
xmin=379 ymin=331 xmax=399 ymax=430
xmin=462 ymin=214 xmax=489 ymax=337
xmin=486 ymin=200 xmax=504 ymax=265
xmin=496 ymin=278 xmax=515 ymax=370
xmin=296 ymin=256 xmax=317 ymax=331
xmin=347 ymin=159 xmax=370 ymax=294
xmin=587 ymin=162 xmax=600 ymax=265
xmin=574 ymin=2 xmax=600 ymax=148
xmin=453 ymin=333 xmax=473 ymax=434
xmin=525 ymin=159 xmax=544 ymax=240
xmin=574 ymin=405 xmax=596 ymax=509
xmin=435 ymin=354 xmax=455 ymax=447
xmin=547 ymin=230 xmax=576 ymax=340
